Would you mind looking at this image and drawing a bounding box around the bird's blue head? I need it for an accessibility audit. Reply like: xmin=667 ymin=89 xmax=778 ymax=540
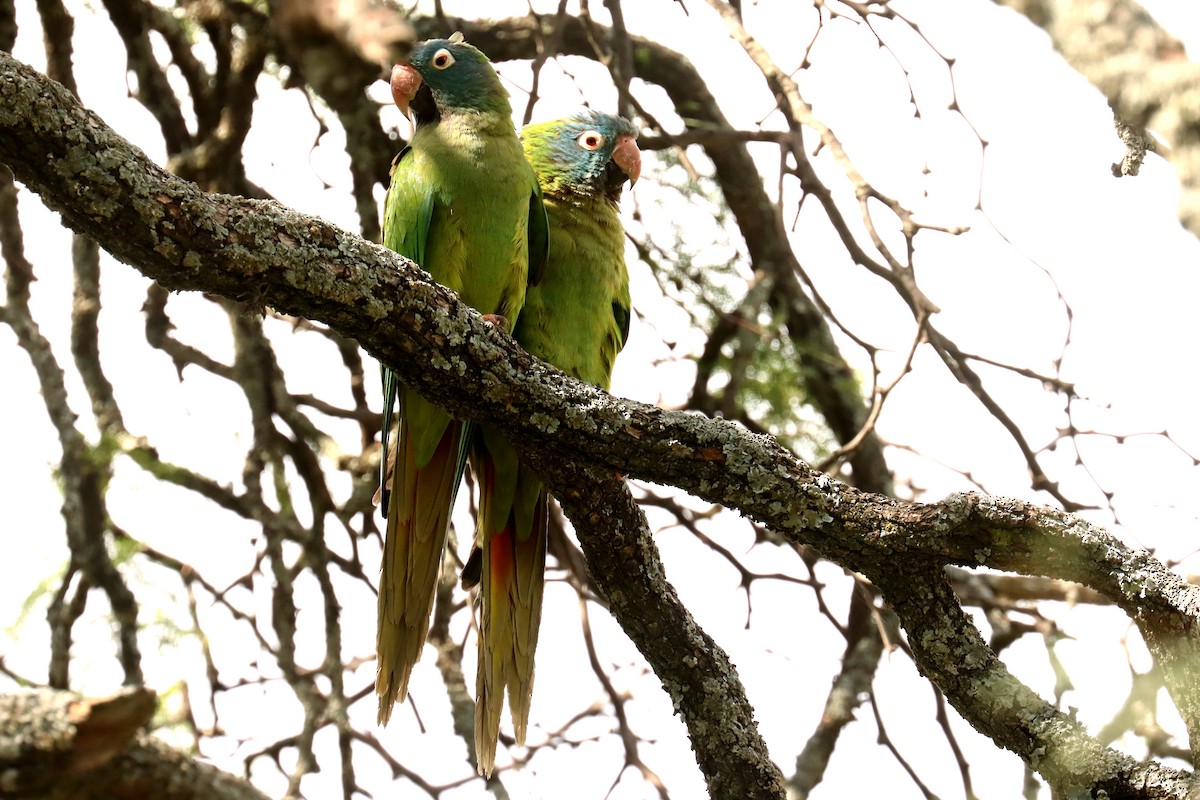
xmin=522 ymin=110 xmax=641 ymax=203
xmin=390 ymin=32 xmax=510 ymax=122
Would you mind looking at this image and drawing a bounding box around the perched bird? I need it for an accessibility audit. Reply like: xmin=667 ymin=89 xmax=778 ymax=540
xmin=468 ymin=110 xmax=641 ymax=775
xmin=376 ymin=32 xmax=549 ymax=726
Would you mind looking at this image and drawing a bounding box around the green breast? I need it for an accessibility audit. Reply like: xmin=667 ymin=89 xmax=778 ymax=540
xmin=514 ymin=196 xmax=630 ymax=388
xmin=393 ymin=116 xmax=537 ymax=330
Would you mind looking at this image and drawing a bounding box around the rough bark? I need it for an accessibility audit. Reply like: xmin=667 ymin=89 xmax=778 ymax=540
xmin=0 ymin=688 xmax=270 ymax=800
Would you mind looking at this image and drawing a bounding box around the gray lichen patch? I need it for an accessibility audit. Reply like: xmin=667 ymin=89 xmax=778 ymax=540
xmin=527 ymin=412 xmax=559 ymax=434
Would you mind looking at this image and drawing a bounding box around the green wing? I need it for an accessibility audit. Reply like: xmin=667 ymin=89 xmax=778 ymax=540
xmin=612 ymin=297 xmax=631 ymax=351
xmin=379 ymin=146 xmax=435 ymax=514
xmin=527 ymin=185 xmax=549 ymax=288
xmin=383 ymin=146 xmax=436 ymax=263
xmin=514 ymin=195 xmax=631 ymax=389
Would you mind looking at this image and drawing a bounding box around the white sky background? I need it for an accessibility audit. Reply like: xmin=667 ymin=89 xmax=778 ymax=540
xmin=3 ymin=0 xmax=1200 ymax=798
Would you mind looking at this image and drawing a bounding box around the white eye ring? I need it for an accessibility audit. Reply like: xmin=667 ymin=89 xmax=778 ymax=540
xmin=577 ymin=130 xmax=605 ymax=151
xmin=431 ymin=48 xmax=455 ymax=70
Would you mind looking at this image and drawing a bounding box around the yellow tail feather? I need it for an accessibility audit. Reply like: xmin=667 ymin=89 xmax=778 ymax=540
xmin=376 ymin=420 xmax=463 ymax=723
xmin=473 ymin=458 xmax=548 ymax=777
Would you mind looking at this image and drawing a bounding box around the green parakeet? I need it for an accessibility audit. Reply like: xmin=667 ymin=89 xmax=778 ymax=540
xmin=469 ymin=110 xmax=641 ymax=775
xmin=376 ymin=32 xmax=549 ymax=726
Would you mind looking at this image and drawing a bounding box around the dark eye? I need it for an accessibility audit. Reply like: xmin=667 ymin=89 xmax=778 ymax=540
xmin=432 ymin=48 xmax=455 ymax=70
xmin=577 ymin=130 xmax=605 ymax=151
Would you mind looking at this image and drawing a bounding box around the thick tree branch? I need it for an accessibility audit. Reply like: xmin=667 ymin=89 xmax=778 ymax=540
xmin=3 ymin=51 xmax=1198 ymax=797
xmin=538 ymin=459 xmax=787 ymax=799
xmin=0 ymin=688 xmax=270 ymax=800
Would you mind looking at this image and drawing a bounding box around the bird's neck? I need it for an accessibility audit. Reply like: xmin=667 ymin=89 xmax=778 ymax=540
xmin=415 ymin=110 xmax=522 ymax=163
xmin=434 ymin=108 xmax=516 ymax=141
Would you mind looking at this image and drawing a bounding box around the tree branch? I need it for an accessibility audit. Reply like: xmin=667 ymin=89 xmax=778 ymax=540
xmin=540 ymin=459 xmax=787 ymax=799
xmin=0 ymin=687 xmax=270 ymax=800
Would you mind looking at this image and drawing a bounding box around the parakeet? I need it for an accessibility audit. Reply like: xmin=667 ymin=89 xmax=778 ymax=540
xmin=376 ymin=32 xmax=549 ymax=726
xmin=469 ymin=110 xmax=641 ymax=775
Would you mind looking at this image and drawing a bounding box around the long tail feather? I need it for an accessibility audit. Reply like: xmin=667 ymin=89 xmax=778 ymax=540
xmin=376 ymin=418 xmax=463 ymax=723
xmin=474 ymin=455 xmax=548 ymax=776
xmin=378 ymin=366 xmax=400 ymax=514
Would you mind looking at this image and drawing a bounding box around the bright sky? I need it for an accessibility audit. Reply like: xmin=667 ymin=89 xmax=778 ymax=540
xmin=3 ymin=1 xmax=1199 ymax=798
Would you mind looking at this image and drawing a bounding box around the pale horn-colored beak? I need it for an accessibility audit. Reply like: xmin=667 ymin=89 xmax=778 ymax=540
xmin=390 ymin=64 xmax=422 ymax=116
xmin=611 ymin=134 xmax=642 ymax=185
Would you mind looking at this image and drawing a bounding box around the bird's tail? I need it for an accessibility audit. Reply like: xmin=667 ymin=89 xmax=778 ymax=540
xmin=376 ymin=418 xmax=463 ymax=724
xmin=473 ymin=453 xmax=548 ymax=777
